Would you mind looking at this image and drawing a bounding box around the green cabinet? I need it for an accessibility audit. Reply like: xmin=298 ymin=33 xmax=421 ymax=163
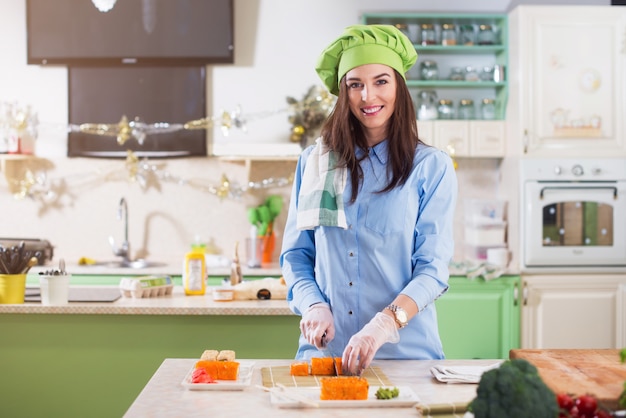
xmin=436 ymin=275 xmax=520 ymax=359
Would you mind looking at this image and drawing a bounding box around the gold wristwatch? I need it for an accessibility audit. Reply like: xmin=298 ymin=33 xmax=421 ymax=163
xmin=385 ymin=304 xmax=408 ymax=329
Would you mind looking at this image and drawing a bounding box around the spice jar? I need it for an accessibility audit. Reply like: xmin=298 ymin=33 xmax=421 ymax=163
xmin=437 ymin=99 xmax=455 ymax=120
xmin=449 ymin=67 xmax=464 ymax=81
xmin=420 ymin=23 xmax=436 ymax=45
xmin=395 ymin=23 xmax=411 ymax=41
xmin=480 ymin=66 xmax=494 ymax=81
xmin=464 ymin=66 xmax=479 ymax=82
xmin=419 ymin=60 xmax=439 ymax=80
xmin=477 ymin=24 xmax=496 ymax=45
xmin=458 ymin=99 xmax=475 ymax=120
xmin=459 ymin=24 xmax=475 ymax=45
xmin=480 ymin=98 xmax=496 ymax=120
xmin=441 ymin=23 xmax=457 ymax=46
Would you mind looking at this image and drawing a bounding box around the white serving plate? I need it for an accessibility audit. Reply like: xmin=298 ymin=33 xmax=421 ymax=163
xmin=269 ymin=386 xmax=419 ymax=408
xmin=181 ymin=360 xmax=255 ymax=391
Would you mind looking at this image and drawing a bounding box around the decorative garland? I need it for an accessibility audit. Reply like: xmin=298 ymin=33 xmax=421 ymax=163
xmin=1 ymin=85 xmax=335 ymax=211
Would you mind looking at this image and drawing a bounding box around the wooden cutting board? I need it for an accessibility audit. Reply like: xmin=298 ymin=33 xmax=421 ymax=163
xmin=509 ymin=349 xmax=626 ymax=409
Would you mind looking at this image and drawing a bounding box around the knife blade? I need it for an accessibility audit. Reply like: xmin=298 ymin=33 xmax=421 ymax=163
xmin=321 ymin=332 xmax=339 ymax=376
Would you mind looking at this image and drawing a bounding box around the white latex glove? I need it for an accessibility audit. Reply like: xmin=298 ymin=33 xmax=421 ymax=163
xmin=343 ymin=312 xmax=400 ymax=376
xmin=300 ymin=303 xmax=334 ymax=349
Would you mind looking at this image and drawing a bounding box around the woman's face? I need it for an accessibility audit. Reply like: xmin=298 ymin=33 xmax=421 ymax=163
xmin=344 ymin=63 xmax=397 ymax=146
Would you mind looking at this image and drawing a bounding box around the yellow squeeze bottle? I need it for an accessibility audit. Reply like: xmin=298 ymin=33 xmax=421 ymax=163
xmin=183 ymin=244 xmax=206 ymax=295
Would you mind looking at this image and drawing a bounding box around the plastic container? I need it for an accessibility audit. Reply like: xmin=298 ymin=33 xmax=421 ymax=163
xmin=464 ymin=198 xmax=506 ymax=225
xmin=183 ymin=245 xmax=207 ymax=295
xmin=119 ymin=276 xmax=174 ymax=298
xmin=464 ymin=222 xmax=507 ymax=246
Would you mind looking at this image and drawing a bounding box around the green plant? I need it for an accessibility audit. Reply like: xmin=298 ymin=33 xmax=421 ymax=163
xmin=468 ymin=359 xmax=558 ymax=418
xmin=247 ymin=195 xmax=283 ymax=236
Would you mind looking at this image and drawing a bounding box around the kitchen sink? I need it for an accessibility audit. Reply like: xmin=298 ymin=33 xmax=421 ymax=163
xmin=90 ymin=259 xmax=167 ymax=269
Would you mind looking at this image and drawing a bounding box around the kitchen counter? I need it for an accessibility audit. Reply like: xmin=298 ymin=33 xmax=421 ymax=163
xmin=124 ymin=358 xmax=495 ymax=417
xmin=0 ymin=285 xmax=292 ymax=315
xmin=0 ymin=283 xmax=300 ymax=418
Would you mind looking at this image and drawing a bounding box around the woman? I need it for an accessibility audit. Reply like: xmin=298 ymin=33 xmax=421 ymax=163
xmin=280 ymin=24 xmax=458 ymax=376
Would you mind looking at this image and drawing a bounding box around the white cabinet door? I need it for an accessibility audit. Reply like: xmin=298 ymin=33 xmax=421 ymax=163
xmin=522 ymin=274 xmax=625 ymax=349
xmin=509 ymin=6 xmax=626 ymax=157
xmin=434 ymin=121 xmax=470 ymax=157
xmin=470 ymin=121 xmax=505 ymax=157
xmin=432 ymin=121 xmax=505 ymax=157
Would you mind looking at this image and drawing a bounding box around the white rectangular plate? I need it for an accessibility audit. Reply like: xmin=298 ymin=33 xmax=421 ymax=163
xmin=181 ymin=360 xmax=255 ymax=391
xmin=269 ymin=386 xmax=419 ymax=408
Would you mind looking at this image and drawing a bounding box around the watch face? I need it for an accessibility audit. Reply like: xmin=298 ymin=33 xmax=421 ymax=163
xmin=396 ymin=309 xmax=408 ymax=325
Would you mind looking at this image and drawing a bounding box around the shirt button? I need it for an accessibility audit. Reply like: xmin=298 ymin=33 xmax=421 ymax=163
xmin=349 ymin=252 xmax=354 ymax=257
xmin=348 ymin=310 xmax=353 ymax=315
xmin=349 ymin=282 xmax=353 ymax=286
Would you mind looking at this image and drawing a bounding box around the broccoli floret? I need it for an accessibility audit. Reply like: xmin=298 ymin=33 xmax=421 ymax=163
xmin=468 ymin=359 xmax=558 ymax=418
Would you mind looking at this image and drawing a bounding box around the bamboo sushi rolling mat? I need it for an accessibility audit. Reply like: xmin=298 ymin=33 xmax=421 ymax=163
xmin=261 ymin=366 xmax=393 ymax=388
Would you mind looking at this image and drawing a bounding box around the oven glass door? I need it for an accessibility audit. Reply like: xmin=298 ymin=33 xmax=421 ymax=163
xmin=524 ymin=181 xmax=626 ymax=267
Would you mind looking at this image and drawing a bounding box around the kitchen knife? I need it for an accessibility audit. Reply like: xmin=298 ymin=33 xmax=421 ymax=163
xmin=320 ymin=332 xmax=339 ymax=376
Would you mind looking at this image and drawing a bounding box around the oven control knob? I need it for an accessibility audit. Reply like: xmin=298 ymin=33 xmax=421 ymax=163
xmin=553 ymin=165 xmax=562 ymax=175
xmin=571 ymin=164 xmax=584 ymax=176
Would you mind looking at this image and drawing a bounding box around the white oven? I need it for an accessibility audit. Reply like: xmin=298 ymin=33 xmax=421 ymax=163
xmin=521 ymin=158 xmax=626 ymax=273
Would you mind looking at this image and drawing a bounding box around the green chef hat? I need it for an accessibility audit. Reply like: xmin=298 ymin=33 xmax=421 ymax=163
xmin=316 ymin=24 xmax=417 ymax=96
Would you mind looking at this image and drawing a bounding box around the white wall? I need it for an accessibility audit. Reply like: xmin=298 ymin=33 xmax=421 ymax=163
xmin=0 ymin=0 xmax=611 ymax=269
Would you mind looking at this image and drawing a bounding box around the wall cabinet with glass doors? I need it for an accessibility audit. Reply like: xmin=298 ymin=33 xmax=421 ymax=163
xmin=362 ymin=13 xmax=508 ymax=157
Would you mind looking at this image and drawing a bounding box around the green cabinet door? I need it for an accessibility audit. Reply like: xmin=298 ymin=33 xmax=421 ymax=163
xmin=435 ymin=275 xmax=520 ymax=359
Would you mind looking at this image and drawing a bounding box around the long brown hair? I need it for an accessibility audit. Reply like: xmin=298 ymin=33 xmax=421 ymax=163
xmin=320 ymin=69 xmax=423 ymax=203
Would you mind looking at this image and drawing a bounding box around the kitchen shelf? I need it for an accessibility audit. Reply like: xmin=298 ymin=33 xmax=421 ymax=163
xmin=0 ymin=154 xmax=52 ymax=194
xmin=362 ymin=12 xmax=509 ymax=121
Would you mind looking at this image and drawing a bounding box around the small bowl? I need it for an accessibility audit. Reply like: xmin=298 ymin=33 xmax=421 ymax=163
xmin=212 ymin=287 xmax=234 ymax=302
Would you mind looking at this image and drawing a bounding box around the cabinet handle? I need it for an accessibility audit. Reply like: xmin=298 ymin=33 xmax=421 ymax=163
xmin=523 ymin=129 xmax=529 ymax=154
xmin=522 ymin=282 xmax=528 ymax=306
xmin=513 ymin=282 xmax=519 ymax=306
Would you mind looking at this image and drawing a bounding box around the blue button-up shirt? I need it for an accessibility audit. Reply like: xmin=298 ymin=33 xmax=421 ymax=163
xmin=280 ymin=140 xmax=457 ymax=360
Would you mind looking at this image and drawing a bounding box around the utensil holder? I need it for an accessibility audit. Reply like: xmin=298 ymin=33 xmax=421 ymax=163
xmin=39 ymin=274 xmax=70 ymax=306
xmin=0 ymin=274 xmax=26 ymax=304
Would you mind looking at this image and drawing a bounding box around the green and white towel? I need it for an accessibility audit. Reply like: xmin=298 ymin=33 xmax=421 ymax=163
xmin=296 ymin=138 xmax=348 ymax=230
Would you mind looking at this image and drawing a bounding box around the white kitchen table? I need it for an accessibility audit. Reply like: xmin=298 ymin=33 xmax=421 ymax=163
xmin=123 ymin=358 xmax=499 ymax=417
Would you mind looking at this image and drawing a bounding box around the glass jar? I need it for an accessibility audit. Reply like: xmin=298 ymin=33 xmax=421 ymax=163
xmin=458 ymin=99 xmax=475 ymax=120
xmin=440 ymin=23 xmax=457 ymax=46
xmin=449 ymin=67 xmax=464 ymax=81
xmin=464 ymin=66 xmax=479 ymax=82
xmin=420 ymin=23 xmax=436 ymax=46
xmin=480 ymin=98 xmax=496 ymax=120
xmin=394 ymin=23 xmax=411 ymax=41
xmin=477 ymin=24 xmax=496 ymax=45
xmin=480 ymin=66 xmax=494 ymax=81
xmin=419 ymin=60 xmax=439 ymax=80
xmin=416 ymin=90 xmax=438 ymax=120
xmin=437 ymin=99 xmax=455 ymax=120
xmin=459 ymin=24 xmax=475 ymax=46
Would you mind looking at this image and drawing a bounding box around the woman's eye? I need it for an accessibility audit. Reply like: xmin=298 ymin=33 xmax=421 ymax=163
xmin=376 ymin=79 xmax=388 ymax=85
xmin=348 ymin=82 xmax=363 ymax=89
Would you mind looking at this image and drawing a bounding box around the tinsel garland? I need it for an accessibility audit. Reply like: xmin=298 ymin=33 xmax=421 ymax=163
xmin=9 ymin=150 xmax=293 ymax=214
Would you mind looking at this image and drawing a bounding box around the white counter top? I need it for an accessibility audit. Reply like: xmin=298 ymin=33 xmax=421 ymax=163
xmin=0 ymin=285 xmax=293 ymax=316
xmin=124 ymin=358 xmax=492 ymax=417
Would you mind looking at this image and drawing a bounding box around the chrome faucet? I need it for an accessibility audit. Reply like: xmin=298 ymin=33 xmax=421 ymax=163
xmin=109 ymin=197 xmax=131 ymax=262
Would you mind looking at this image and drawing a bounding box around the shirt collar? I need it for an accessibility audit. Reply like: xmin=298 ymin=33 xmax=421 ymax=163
xmin=367 ymin=140 xmax=389 ymax=165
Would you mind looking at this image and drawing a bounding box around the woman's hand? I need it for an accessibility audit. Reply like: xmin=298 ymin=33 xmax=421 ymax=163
xmin=342 ymin=312 xmax=399 ymax=375
xmin=300 ymin=303 xmax=334 ymax=349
